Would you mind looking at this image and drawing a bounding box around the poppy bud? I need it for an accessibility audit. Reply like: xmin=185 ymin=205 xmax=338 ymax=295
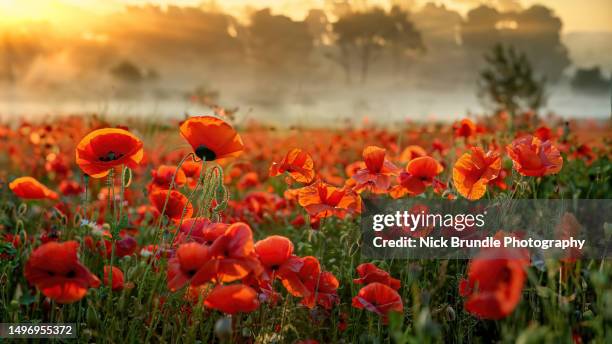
xmin=87 ymin=305 xmax=99 ymax=327
xmin=214 ymin=316 xmax=232 ymax=342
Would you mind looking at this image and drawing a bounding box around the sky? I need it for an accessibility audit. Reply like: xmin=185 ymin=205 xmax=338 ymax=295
xmin=0 ymin=0 xmax=611 ymax=32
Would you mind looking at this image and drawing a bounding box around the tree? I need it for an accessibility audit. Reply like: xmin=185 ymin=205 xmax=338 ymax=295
xmin=478 ymin=44 xmax=545 ymax=119
xmin=332 ymin=7 xmax=422 ymax=83
xmin=571 ymin=67 xmax=610 ymax=93
xmin=462 ymin=5 xmax=570 ymax=82
xmin=248 ymin=9 xmax=314 ymax=72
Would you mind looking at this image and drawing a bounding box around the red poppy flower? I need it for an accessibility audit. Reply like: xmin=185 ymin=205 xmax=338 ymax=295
xmin=352 ymin=146 xmax=399 ymax=194
xmin=9 ymin=176 xmax=58 ymax=200
xmin=179 ymin=116 xmax=243 ymax=161
xmin=352 ymin=282 xmax=403 ymax=320
xmin=353 ymin=263 xmax=401 ymax=290
xmin=277 ymin=256 xmax=321 ymax=298
xmin=180 ymin=160 xmax=204 ymax=188
xmin=204 ymin=284 xmax=260 ymax=314
xmin=453 ymin=118 xmax=477 ymax=139
xmin=269 ymin=148 xmax=315 ymax=184
xmin=75 ymin=128 xmax=144 ymax=178
xmin=297 ymin=181 xmax=361 ymax=219
xmin=452 ymin=147 xmax=501 ymax=200
xmin=254 ymin=235 xmax=294 ymax=271
xmin=177 ymin=218 xmax=229 ymax=245
xmin=459 ymin=247 xmax=529 ymax=320
xmin=24 ymin=241 xmax=100 ymax=304
xmin=191 ymin=222 xmax=262 ymax=284
xmin=149 ymin=189 xmax=193 ymax=221
xmin=301 ymin=270 xmax=339 ymax=309
xmin=237 ymin=172 xmax=259 ymax=190
xmin=506 ymin=135 xmax=563 ymax=177
xmin=390 ymin=156 xmax=443 ymax=198
xmin=398 ymin=145 xmax=427 ymax=163
xmin=150 ymin=165 xmax=186 ymax=192
xmin=167 ymin=242 xmax=210 ymax=291
xmin=103 ymin=266 xmax=125 ymax=291
xmin=534 ymin=126 xmax=553 ymax=141
xmin=59 ymin=180 xmax=84 ymax=196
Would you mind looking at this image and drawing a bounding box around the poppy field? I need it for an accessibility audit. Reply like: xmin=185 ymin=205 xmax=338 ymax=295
xmin=0 ymin=113 xmax=611 ymax=343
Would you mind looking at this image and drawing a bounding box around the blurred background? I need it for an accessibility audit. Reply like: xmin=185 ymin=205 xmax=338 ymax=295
xmin=0 ymin=0 xmax=610 ymax=125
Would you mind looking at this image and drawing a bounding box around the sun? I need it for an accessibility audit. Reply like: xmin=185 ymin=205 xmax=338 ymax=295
xmin=0 ymin=0 xmax=104 ymax=28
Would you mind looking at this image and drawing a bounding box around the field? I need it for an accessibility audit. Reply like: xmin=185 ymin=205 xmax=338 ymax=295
xmin=0 ymin=113 xmax=610 ymax=343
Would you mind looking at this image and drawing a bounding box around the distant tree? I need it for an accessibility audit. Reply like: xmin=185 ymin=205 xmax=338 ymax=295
xmin=462 ymin=5 xmax=570 ymax=82
xmin=110 ymin=60 xmax=158 ymax=83
xmin=571 ymin=67 xmax=610 ymax=93
xmin=248 ymin=9 xmax=314 ymax=71
xmin=478 ymin=44 xmax=546 ymax=119
xmin=332 ymin=7 xmax=422 ymax=83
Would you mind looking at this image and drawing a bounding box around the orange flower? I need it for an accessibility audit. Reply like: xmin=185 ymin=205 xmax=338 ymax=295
xmin=297 ymin=181 xmax=361 ymax=219
xmin=352 ymin=282 xmax=403 ymax=320
xmin=506 ymin=135 xmax=563 ymax=177
xmin=167 ymin=242 xmax=210 ymax=291
xmin=103 ymin=266 xmax=125 ymax=291
xmin=352 ymin=146 xmax=399 ymax=194
xmin=459 ymin=246 xmax=529 ymax=320
xmin=390 ymin=156 xmax=443 ymax=198
xmin=452 ymin=147 xmax=501 ymax=200
xmin=150 ymin=165 xmax=186 ymax=192
xmin=453 ymin=118 xmax=477 ymax=139
xmin=177 ymin=218 xmax=228 ymax=245
xmin=269 ymin=148 xmax=315 ymax=184
xmin=204 ymin=284 xmax=259 ymax=314
xmin=24 ymin=241 xmax=100 ymax=304
xmin=149 ymin=189 xmax=193 ymax=221
xmin=180 ymin=160 xmax=203 ymax=188
xmin=254 ymin=235 xmax=294 ymax=271
xmin=191 ymin=223 xmax=262 ymax=284
xmin=9 ymin=176 xmax=58 ymax=200
xmin=277 ymin=256 xmax=320 ymax=298
xmin=75 ymin=128 xmax=144 ymax=178
xmin=398 ymin=145 xmax=427 ymax=163
xmin=301 ymin=271 xmax=339 ymax=309
xmin=179 ymin=116 xmax=243 ymax=161
xmin=353 ymin=263 xmax=401 ymax=290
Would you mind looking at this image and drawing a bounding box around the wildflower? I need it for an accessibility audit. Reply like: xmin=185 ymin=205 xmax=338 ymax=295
xmin=297 ymin=181 xmax=361 ymax=219
xmin=167 ymin=242 xmax=210 ymax=291
xmin=75 ymin=128 xmax=143 ymax=178
xmin=453 ymin=118 xmax=477 ymax=139
xmin=269 ymin=148 xmax=315 ymax=184
xmin=179 ymin=116 xmax=243 ymax=161
xmin=191 ymin=223 xmax=262 ymax=284
xmin=506 ymin=135 xmax=563 ymax=177
xmin=459 ymin=243 xmax=529 ymax=320
xmin=390 ymin=156 xmax=443 ymax=198
xmin=452 ymin=147 xmax=501 ymax=200
xmin=103 ymin=266 xmax=125 ymax=291
xmin=24 ymin=241 xmax=100 ymax=304
xmin=9 ymin=176 xmax=58 ymax=200
xmin=204 ymin=284 xmax=260 ymax=314
xmin=353 ymin=263 xmax=400 ymax=290
xmin=149 ymin=189 xmax=193 ymax=221
xmin=398 ymin=145 xmax=427 ymax=163
xmin=352 ymin=282 xmax=403 ymax=321
xmin=352 ymin=146 xmax=399 ymax=194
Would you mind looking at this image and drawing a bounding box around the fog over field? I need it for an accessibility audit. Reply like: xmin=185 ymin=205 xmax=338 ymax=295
xmin=0 ymin=1 xmax=610 ymax=125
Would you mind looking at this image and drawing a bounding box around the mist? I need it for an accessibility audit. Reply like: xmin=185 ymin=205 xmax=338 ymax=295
xmin=0 ymin=1 xmax=610 ymax=125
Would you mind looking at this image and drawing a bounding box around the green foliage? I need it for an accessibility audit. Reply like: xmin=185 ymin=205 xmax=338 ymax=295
xmin=478 ymin=44 xmax=546 ymax=117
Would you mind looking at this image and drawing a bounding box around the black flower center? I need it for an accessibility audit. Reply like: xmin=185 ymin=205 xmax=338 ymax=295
xmin=99 ymin=151 xmax=124 ymax=162
xmin=195 ymin=145 xmax=217 ymax=161
xmin=66 ymin=270 xmax=76 ymax=278
xmin=186 ymin=269 xmax=197 ymax=277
